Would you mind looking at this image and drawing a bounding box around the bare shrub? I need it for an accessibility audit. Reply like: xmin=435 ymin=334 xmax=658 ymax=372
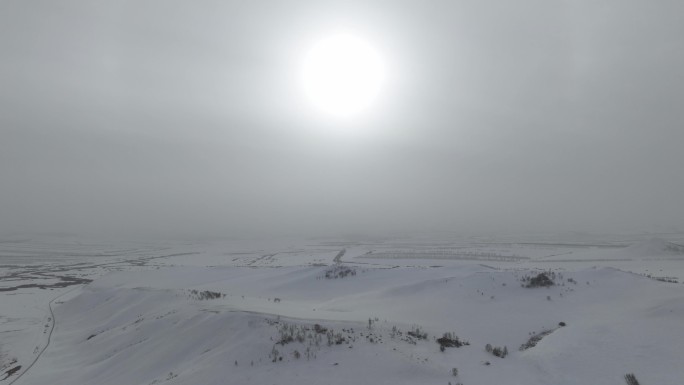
xmin=624 ymin=373 xmax=640 ymax=385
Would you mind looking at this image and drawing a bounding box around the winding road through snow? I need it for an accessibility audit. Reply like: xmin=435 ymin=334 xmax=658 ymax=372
xmin=9 ymin=286 xmax=82 ymax=385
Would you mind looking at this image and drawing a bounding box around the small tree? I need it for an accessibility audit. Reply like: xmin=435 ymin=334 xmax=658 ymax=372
xmin=270 ymin=346 xmax=280 ymax=362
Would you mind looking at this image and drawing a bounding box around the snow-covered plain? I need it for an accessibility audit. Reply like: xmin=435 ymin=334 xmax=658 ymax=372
xmin=1 ymin=234 xmax=683 ymax=385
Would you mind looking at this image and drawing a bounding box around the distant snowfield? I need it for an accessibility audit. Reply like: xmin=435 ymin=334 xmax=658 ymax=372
xmin=1 ymin=235 xmax=683 ymax=384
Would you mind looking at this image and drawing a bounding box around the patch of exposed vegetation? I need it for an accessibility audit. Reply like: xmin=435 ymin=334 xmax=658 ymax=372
xmin=437 ymin=332 xmax=469 ymax=351
xmin=323 ymin=265 xmax=357 ymax=279
xmin=313 ymin=324 xmax=327 ymax=334
xmin=519 ymin=322 xmax=566 ymax=351
xmin=485 ymin=343 xmax=508 ymax=358
xmin=263 ymin=318 xmax=448 ymax=367
xmin=520 ymin=330 xmax=553 ymax=350
xmin=264 ymin=319 xmax=361 ymax=364
xmin=1 ymin=365 xmax=21 ymax=381
xmin=642 ymin=274 xmax=678 ymax=283
xmin=187 ymin=289 xmax=225 ymax=300
xmin=407 ymin=325 xmax=428 ymax=340
xmin=521 ymin=271 xmax=558 ymax=288
xmin=0 ymin=349 xmax=18 ymax=378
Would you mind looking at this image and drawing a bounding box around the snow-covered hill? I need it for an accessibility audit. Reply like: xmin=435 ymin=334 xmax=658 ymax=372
xmin=2 ymin=236 xmax=684 ymax=385
xmin=621 ymin=237 xmax=684 ymax=257
xmin=14 ymin=265 xmax=684 ymax=385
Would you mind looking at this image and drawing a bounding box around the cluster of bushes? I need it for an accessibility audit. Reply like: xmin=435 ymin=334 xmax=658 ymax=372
xmin=520 ymin=330 xmax=552 ymax=351
xmin=519 ymin=322 xmax=566 ymax=351
xmin=437 ymin=332 xmax=469 ymax=351
xmin=388 ymin=325 xmax=417 ymax=345
xmin=313 ymin=324 xmax=327 ymax=334
xmin=407 ymin=325 xmax=428 ymax=340
xmin=276 ymin=322 xmax=349 ymax=347
xmin=643 ymin=274 xmax=679 ymax=283
xmin=485 ymin=344 xmax=508 ymax=358
xmin=520 ymin=271 xmax=557 ymax=288
xmin=187 ymin=290 xmax=224 ymax=300
xmin=276 ymin=323 xmax=307 ymax=345
xmin=327 ymin=330 xmax=346 ymax=345
xmin=266 ymin=319 xmax=359 ymax=364
xmin=323 ymin=265 xmax=357 ymax=279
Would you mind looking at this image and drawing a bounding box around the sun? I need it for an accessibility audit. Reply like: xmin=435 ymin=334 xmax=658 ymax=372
xmin=301 ymin=33 xmax=385 ymax=117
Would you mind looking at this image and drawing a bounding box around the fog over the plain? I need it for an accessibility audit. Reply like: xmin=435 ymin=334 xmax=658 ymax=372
xmin=1 ymin=0 xmax=683 ymax=238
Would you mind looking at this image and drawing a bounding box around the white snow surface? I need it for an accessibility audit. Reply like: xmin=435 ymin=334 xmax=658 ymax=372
xmin=1 ymin=234 xmax=683 ymax=385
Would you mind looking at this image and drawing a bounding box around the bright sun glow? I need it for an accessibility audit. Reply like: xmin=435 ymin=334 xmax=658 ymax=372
xmin=302 ymin=33 xmax=385 ymax=117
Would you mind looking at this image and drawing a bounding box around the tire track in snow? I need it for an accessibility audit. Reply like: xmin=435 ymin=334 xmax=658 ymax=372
xmin=333 ymin=249 xmax=346 ymax=264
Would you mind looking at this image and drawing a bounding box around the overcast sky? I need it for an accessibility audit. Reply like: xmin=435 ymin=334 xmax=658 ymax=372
xmin=1 ymin=0 xmax=683 ymax=238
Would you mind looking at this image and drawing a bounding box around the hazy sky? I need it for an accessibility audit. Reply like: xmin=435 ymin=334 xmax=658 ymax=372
xmin=1 ymin=0 xmax=683 ymax=237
